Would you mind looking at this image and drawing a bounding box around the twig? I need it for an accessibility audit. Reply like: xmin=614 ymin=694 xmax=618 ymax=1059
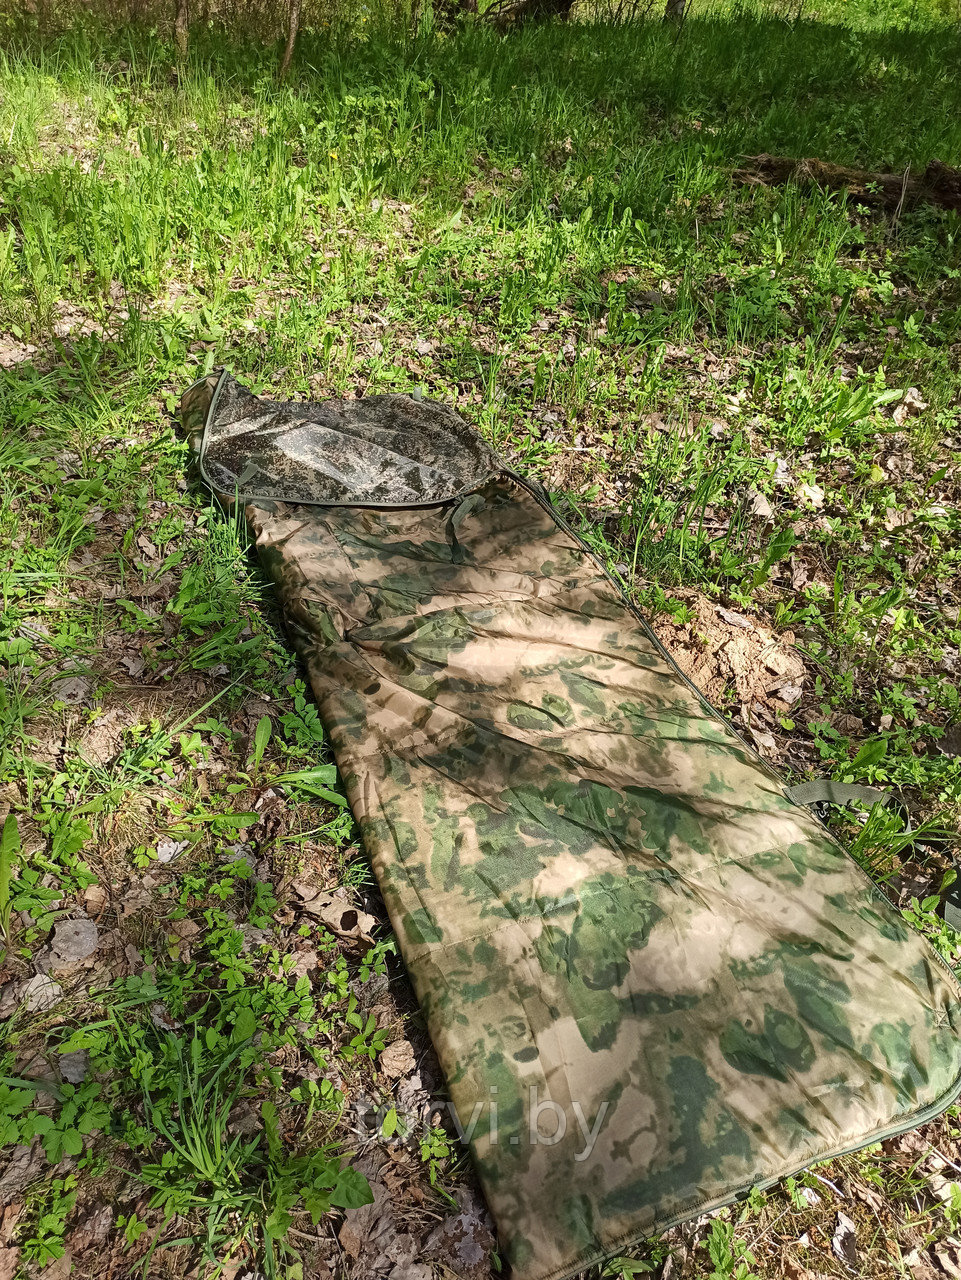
xmin=892 ymin=163 xmax=911 ymax=229
xmin=810 ymin=1171 xmax=846 ymax=1198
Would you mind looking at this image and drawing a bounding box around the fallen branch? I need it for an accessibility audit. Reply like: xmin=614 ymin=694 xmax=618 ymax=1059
xmin=733 ymin=154 xmax=961 ymax=214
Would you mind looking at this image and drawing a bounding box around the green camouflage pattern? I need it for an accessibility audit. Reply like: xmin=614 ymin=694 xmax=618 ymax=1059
xmin=182 ymin=373 xmax=961 ymax=1280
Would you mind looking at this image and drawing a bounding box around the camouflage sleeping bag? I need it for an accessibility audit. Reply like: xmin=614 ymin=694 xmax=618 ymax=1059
xmin=180 ymin=371 xmax=961 ymax=1280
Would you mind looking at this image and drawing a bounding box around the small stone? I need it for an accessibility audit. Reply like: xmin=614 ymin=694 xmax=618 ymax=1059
xmin=22 ymin=974 xmax=63 ymax=1012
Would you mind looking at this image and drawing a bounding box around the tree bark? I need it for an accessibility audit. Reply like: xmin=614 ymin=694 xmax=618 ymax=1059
xmin=279 ymin=0 xmax=302 ymax=80
xmin=663 ymin=0 xmax=687 ymax=19
xmin=174 ymin=0 xmax=189 ymax=56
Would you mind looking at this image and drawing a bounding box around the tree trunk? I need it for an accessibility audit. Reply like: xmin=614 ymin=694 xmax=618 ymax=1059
xmin=174 ymin=0 xmax=189 ymax=56
xmin=663 ymin=0 xmax=686 ymax=18
xmin=279 ymin=0 xmax=301 ymax=80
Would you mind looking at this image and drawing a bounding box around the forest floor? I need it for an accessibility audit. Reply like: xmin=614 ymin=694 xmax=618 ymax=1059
xmin=1 ymin=3 xmax=961 ymax=1279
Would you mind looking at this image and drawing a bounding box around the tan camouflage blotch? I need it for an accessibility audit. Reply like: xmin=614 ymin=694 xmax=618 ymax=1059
xmin=182 ymin=373 xmax=961 ymax=1280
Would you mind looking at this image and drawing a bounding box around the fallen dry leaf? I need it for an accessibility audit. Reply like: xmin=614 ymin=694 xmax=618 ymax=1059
xmin=893 ymin=386 xmax=929 ymax=426
xmin=156 ymin=838 xmax=189 ymax=863
xmin=21 ymin=974 xmax=62 ymax=1012
xmin=745 ymin=487 xmax=773 ymax=520
xmin=67 ymin=1202 xmax=113 ymax=1254
xmin=831 ymin=1211 xmax=858 ymax=1267
xmin=884 ymin=506 xmax=913 ymax=531
xmin=379 ymin=1039 xmax=416 ymax=1080
xmin=0 ymin=1143 xmax=46 ymax=1202
xmin=59 ymin=1051 xmax=88 ymax=1084
xmin=716 ymin=606 xmax=753 ymax=630
xmin=851 ymin=1180 xmax=884 ymax=1214
xmin=425 ymin=1187 xmax=495 ymax=1280
xmin=761 ymin=644 xmax=805 ymax=681
xmin=934 ymin=1246 xmax=961 ymax=1280
xmin=796 ymin=482 xmax=824 ymax=509
xmin=293 ymin=883 xmax=377 ymax=941
xmin=286 ymin=948 xmax=318 ymax=981
xmin=749 ymin=727 xmax=777 ymax=754
xmin=0 ymin=336 xmax=38 ymax=368
xmin=389 ymin=1266 xmax=432 ymax=1280
xmin=781 ymin=1259 xmax=821 ymax=1280
xmin=830 ymin=712 xmax=864 ymax=737
xmin=49 ymin=917 xmax=99 ymax=963
xmin=52 ymin=675 xmax=93 ymax=704
xmin=38 ymin=1250 xmax=72 ymax=1279
xmin=338 ymin=1166 xmax=394 ymax=1264
xmin=0 ymin=1204 xmax=20 ymax=1249
xmin=83 ymin=884 xmax=107 ymax=913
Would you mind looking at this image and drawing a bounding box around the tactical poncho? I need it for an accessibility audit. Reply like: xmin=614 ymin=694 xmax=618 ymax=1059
xmin=181 ymin=372 xmax=961 ymax=1280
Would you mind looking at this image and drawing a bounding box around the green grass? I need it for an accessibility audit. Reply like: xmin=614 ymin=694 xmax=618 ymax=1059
xmin=1 ymin=1 xmax=960 ymax=1276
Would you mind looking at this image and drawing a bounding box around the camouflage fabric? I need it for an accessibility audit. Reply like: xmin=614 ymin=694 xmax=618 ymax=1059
xmin=193 ymin=372 xmax=498 ymax=506
xmin=181 ymin=372 xmax=961 ymax=1280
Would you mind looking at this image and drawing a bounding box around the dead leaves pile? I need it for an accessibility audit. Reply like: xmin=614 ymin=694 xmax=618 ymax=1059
xmin=338 ymin=1154 xmax=494 ymax=1280
xmin=649 ymin=590 xmax=805 ymax=760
